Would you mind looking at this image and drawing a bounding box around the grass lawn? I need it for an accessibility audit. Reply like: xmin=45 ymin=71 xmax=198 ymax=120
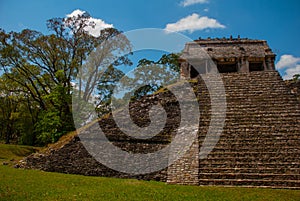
xmin=0 ymin=144 xmax=40 ymax=165
xmin=0 ymin=144 xmax=299 ymax=201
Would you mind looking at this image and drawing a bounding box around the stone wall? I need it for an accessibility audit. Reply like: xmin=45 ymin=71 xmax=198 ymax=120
xmin=285 ymin=79 xmax=300 ymax=102
xmin=22 ymin=88 xmax=182 ymax=181
xmin=180 ymin=37 xmax=276 ymax=78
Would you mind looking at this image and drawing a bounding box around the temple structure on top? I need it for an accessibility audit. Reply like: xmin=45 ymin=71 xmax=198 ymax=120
xmin=180 ymin=36 xmax=276 ymax=78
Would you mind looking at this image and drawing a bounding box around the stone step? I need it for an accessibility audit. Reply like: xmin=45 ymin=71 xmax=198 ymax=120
xmin=198 ymin=167 xmax=300 ymax=174
xmin=199 ymin=144 xmax=300 ymax=150
xmin=199 ymin=173 xmax=300 ymax=180
xmin=200 ymin=157 xmax=300 ymax=164
xmin=200 ymin=145 xmax=300 ymax=150
xmin=201 ymin=151 xmax=299 ymax=157
xmin=199 ymin=147 xmax=300 ymax=152
xmin=198 ymin=134 xmax=300 ymax=139
xmin=198 ymin=178 xmax=300 ymax=188
xmin=202 ymin=141 xmax=300 ymax=145
xmin=199 ymin=140 xmax=299 ymax=145
xmin=199 ymin=163 xmax=300 ymax=169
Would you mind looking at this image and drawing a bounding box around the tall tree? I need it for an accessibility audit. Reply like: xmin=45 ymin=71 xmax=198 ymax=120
xmin=128 ymin=53 xmax=180 ymax=100
xmin=0 ymin=11 xmax=131 ymax=145
xmin=95 ymin=65 xmax=126 ymax=116
xmin=0 ymin=75 xmax=37 ymax=144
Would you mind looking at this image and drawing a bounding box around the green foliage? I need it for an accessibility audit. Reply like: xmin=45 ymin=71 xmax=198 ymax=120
xmin=95 ymin=65 xmax=126 ymax=117
xmin=293 ymin=74 xmax=300 ymax=81
xmin=137 ymin=53 xmax=180 ymax=73
xmin=127 ymin=54 xmax=180 ymax=100
xmin=34 ymin=111 xmax=62 ymax=145
xmin=0 ymin=12 xmax=131 ymax=145
xmin=18 ymin=114 xmax=35 ymax=145
xmin=157 ymin=53 xmax=181 ymax=73
xmin=0 ymin=164 xmax=299 ymax=201
xmin=0 ymin=76 xmax=36 ymax=144
xmin=0 ymin=144 xmax=39 ymax=164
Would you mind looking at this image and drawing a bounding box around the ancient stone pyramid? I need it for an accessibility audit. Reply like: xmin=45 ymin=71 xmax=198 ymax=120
xmin=22 ymin=71 xmax=300 ymax=188
xmin=22 ymin=37 xmax=300 ymax=189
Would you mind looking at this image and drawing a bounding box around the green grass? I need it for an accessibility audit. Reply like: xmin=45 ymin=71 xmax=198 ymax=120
xmin=1 ymin=166 xmax=299 ymax=201
xmin=0 ymin=144 xmax=299 ymax=201
xmin=0 ymin=144 xmax=40 ymax=165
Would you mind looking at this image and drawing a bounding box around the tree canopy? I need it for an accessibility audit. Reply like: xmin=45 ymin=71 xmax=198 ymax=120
xmin=0 ymin=12 xmax=131 ymax=145
xmin=0 ymin=11 xmax=182 ymax=146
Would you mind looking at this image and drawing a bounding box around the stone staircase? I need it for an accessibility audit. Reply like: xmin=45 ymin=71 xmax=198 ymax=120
xmin=193 ymin=71 xmax=300 ymax=189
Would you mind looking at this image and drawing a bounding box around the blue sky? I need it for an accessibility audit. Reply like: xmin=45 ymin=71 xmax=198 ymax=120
xmin=0 ymin=0 xmax=300 ymax=79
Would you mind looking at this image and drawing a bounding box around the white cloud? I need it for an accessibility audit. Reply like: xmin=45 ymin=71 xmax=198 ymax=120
xmin=282 ymin=65 xmax=300 ymax=80
xmin=164 ymin=13 xmax=225 ymax=33
xmin=276 ymin=54 xmax=300 ymax=69
xmin=66 ymin=9 xmax=85 ymax=18
xmin=66 ymin=9 xmax=113 ymax=37
xmin=180 ymin=0 xmax=209 ymax=7
xmin=276 ymin=54 xmax=300 ymax=80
